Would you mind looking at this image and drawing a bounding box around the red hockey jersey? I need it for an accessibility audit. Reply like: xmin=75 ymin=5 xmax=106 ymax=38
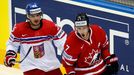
xmin=62 ymin=25 xmax=110 ymax=75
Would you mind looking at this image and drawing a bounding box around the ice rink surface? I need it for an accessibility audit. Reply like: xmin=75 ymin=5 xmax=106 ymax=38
xmin=0 ymin=65 xmax=23 ymax=75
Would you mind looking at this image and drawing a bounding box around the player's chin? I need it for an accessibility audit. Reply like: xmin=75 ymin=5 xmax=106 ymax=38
xmin=33 ymin=22 xmax=40 ymax=26
xmin=33 ymin=20 xmax=40 ymax=25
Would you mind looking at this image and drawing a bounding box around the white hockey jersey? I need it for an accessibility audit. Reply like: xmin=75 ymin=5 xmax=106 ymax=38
xmin=7 ymin=19 xmax=67 ymax=72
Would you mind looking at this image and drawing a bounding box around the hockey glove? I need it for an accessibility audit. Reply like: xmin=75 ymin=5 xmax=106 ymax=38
xmin=105 ymin=54 xmax=119 ymax=74
xmin=4 ymin=50 xmax=17 ymax=67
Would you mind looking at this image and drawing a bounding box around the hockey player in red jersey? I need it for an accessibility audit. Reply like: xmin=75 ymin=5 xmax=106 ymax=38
xmin=4 ymin=2 xmax=67 ymax=75
xmin=62 ymin=13 xmax=119 ymax=75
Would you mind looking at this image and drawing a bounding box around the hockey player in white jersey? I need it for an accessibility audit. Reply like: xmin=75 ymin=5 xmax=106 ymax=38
xmin=4 ymin=2 xmax=67 ymax=75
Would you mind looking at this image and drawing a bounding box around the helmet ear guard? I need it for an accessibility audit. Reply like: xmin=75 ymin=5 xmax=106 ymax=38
xmin=75 ymin=13 xmax=89 ymax=27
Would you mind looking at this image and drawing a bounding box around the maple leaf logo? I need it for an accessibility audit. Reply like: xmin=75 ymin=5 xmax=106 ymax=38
xmin=84 ymin=49 xmax=99 ymax=65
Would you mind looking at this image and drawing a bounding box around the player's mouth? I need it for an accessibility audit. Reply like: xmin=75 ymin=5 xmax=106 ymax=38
xmin=82 ymin=34 xmax=85 ymax=37
xmin=33 ymin=20 xmax=40 ymax=25
xmin=80 ymin=33 xmax=89 ymax=40
xmin=81 ymin=33 xmax=86 ymax=39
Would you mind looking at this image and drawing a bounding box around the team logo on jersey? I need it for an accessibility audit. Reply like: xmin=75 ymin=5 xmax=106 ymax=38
xmin=84 ymin=49 xmax=101 ymax=65
xmin=33 ymin=43 xmax=45 ymax=58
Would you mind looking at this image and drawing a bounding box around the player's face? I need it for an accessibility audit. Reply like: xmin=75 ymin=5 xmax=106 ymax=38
xmin=75 ymin=25 xmax=89 ymax=40
xmin=28 ymin=13 xmax=41 ymax=26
